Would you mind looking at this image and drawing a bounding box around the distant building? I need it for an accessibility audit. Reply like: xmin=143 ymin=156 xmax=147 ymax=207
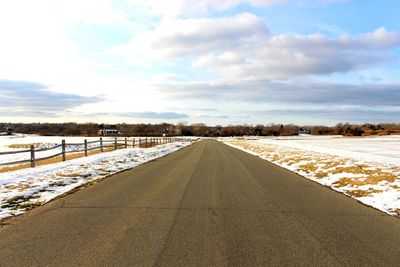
xmin=97 ymin=128 xmax=120 ymax=136
xmin=298 ymin=128 xmax=311 ymax=136
xmin=162 ymin=128 xmax=169 ymax=137
xmin=5 ymin=127 xmax=13 ymax=135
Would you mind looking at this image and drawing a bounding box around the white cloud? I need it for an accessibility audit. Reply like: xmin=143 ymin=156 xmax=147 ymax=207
xmin=192 ymin=27 xmax=400 ymax=79
xmin=109 ymin=12 xmax=267 ymax=62
xmin=149 ymin=79 xmax=400 ymax=107
xmin=0 ymin=0 xmax=398 ymax=125
xmin=112 ymin=10 xmax=400 ymax=79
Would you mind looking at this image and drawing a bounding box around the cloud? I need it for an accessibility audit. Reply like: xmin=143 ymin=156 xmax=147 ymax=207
xmin=89 ymin=111 xmax=190 ymax=120
xmin=150 ymin=80 xmax=400 ymax=106
xmin=110 ymin=13 xmax=268 ymax=60
xmin=113 ymin=10 xmax=400 ymax=79
xmin=249 ymin=107 xmax=400 ymax=124
xmin=117 ymin=112 xmax=189 ymax=119
xmin=193 ymin=27 xmax=400 ymax=79
xmin=152 ymin=13 xmax=268 ymax=57
xmin=0 ymin=80 xmax=102 ymax=117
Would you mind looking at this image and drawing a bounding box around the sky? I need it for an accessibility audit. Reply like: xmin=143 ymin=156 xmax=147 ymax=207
xmin=0 ymin=0 xmax=400 ymax=126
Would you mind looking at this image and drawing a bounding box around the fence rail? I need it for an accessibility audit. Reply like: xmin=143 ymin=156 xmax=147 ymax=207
xmin=0 ymin=137 xmax=189 ymax=168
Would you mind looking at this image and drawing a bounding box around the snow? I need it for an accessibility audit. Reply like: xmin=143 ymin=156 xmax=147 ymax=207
xmin=254 ymin=135 xmax=400 ymax=165
xmin=221 ymin=136 xmax=400 ymax=217
xmin=0 ymin=135 xmax=118 ymax=165
xmin=0 ymin=140 xmax=194 ymax=220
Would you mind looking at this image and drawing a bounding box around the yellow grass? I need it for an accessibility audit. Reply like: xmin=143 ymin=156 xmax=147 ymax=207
xmin=230 ymin=140 xmax=399 ymax=188
xmin=345 ymin=189 xmax=384 ymax=197
xmin=314 ymin=172 xmax=328 ymax=179
xmin=8 ymin=143 xmax=45 ymax=149
xmin=0 ymin=142 xmax=162 ymax=174
xmin=333 ymin=173 xmax=397 ymax=188
xmin=57 ymin=173 xmax=82 ymax=177
xmin=0 ymin=147 xmax=114 ymax=173
xmin=297 ymin=163 xmax=318 ymax=173
xmin=331 ymin=165 xmax=381 ymax=175
xmin=320 ymin=160 xmax=347 ymax=169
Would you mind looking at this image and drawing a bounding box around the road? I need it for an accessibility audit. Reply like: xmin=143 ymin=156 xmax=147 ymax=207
xmin=0 ymin=140 xmax=399 ymax=266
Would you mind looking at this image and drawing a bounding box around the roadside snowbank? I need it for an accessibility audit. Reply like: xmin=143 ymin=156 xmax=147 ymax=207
xmin=0 ymin=141 xmax=193 ymax=220
xmin=221 ymin=137 xmax=400 ymax=217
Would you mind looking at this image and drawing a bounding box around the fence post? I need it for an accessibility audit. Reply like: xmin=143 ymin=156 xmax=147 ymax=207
xmin=132 ymin=138 xmax=135 ymax=148
xmin=62 ymin=139 xmax=66 ymax=161
xmin=125 ymin=137 xmax=127 ymax=148
xmin=84 ymin=139 xmax=88 ymax=156
xmin=114 ymin=137 xmax=117 ymax=150
xmin=100 ymin=137 xmax=103 ymax=152
xmin=30 ymin=145 xmax=35 ymax=167
xmin=145 ymin=137 xmax=148 ymax=148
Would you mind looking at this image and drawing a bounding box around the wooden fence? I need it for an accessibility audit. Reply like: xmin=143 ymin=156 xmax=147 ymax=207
xmin=0 ymin=137 xmax=188 ymax=168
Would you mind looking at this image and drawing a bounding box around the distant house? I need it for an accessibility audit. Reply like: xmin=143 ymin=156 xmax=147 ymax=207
xmin=97 ymin=128 xmax=119 ymax=136
xmin=298 ymin=128 xmax=311 ymax=136
xmin=5 ymin=127 xmax=14 ymax=135
xmin=162 ymin=128 xmax=169 ymax=137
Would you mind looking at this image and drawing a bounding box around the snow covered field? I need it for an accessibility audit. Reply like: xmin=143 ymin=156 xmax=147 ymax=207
xmin=0 ymin=140 xmax=194 ymax=220
xmin=221 ymin=136 xmax=400 ymax=216
xmin=0 ymin=135 xmax=119 ymax=165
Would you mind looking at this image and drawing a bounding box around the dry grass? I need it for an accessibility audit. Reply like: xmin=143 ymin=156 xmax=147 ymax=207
xmin=1 ymin=195 xmax=41 ymax=210
xmin=345 ymin=189 xmax=384 ymax=197
xmin=297 ymin=163 xmax=318 ymax=173
xmin=4 ymin=184 xmax=32 ymax=192
xmin=331 ymin=165 xmax=382 ymax=175
xmin=314 ymin=172 xmax=328 ymax=179
xmin=333 ymin=173 xmax=397 ymax=188
xmin=0 ymin=141 xmax=163 ymax=174
xmin=285 ymin=157 xmax=311 ymax=166
xmin=0 ymin=147 xmax=114 ymax=173
xmin=8 ymin=143 xmax=44 ymax=149
xmin=57 ymin=173 xmax=81 ymax=178
xmin=320 ymin=160 xmax=347 ymax=170
xmin=395 ymin=209 xmax=400 ymax=217
xmin=228 ymin=139 xmax=400 ymax=216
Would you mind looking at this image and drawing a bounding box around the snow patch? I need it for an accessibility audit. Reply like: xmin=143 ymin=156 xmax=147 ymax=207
xmin=221 ymin=137 xmax=400 ymax=216
xmin=0 ymin=141 xmax=194 ymax=220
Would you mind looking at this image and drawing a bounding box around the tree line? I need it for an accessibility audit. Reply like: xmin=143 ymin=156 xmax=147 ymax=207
xmin=1 ymin=122 xmax=400 ymax=137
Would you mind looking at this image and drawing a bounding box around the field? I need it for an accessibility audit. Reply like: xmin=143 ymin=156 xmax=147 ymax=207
xmin=0 ymin=135 xmax=194 ymax=220
xmin=0 ymin=134 xmax=119 ymax=167
xmin=221 ymin=135 xmax=400 ymax=216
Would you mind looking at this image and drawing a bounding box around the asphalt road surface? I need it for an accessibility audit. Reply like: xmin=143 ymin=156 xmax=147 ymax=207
xmin=0 ymin=140 xmax=399 ymax=266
